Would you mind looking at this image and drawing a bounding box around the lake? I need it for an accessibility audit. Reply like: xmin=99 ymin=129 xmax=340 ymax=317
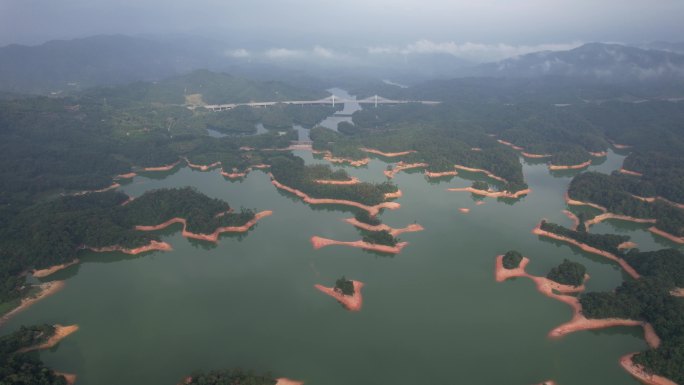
xmin=3 ymin=108 xmax=679 ymax=385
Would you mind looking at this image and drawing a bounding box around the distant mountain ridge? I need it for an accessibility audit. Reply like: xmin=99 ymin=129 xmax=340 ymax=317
xmin=0 ymin=35 xmax=224 ymax=94
xmin=475 ymin=43 xmax=684 ymax=82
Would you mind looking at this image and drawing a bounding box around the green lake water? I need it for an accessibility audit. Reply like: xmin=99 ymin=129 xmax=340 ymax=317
xmin=4 ymin=148 xmax=680 ymax=385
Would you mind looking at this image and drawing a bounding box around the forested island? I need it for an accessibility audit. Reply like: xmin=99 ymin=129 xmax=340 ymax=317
xmin=568 ymin=172 xmax=684 ymax=241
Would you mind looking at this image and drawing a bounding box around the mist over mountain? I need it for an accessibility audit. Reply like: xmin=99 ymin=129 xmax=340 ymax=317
xmin=2 ymin=35 xmax=684 ymax=95
xmin=474 ymin=43 xmax=684 ymax=83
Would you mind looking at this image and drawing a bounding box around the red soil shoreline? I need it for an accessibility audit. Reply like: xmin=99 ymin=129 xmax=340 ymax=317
xmin=87 ymin=240 xmax=174 ymax=254
xmin=565 ymin=193 xmax=608 ymax=212
xmin=632 ymin=194 xmax=684 ymax=210
xmin=275 ymin=378 xmax=304 ymax=385
xmin=584 ymin=213 xmax=657 ymax=229
xmin=532 ymin=222 xmax=641 ymax=279
xmin=55 ymin=372 xmax=77 ymax=385
xmin=359 ymin=147 xmax=416 ymax=157
xmin=0 ymin=281 xmax=65 ymax=327
xmin=135 ymin=211 xmax=273 ymax=243
xmin=73 ymin=182 xmax=120 ymax=196
xmin=425 ymin=170 xmax=459 ymax=178
xmin=448 ymin=186 xmax=531 ymax=199
xmin=343 ymin=218 xmax=424 ymax=237
xmin=649 ymin=226 xmax=684 ymax=244
xmin=453 ymin=164 xmax=508 ymax=183
xmin=18 ymin=324 xmax=80 ymax=353
xmin=32 ymin=259 xmax=80 ymax=278
xmin=310 ymin=236 xmax=408 ymax=254
xmin=115 ymin=172 xmax=137 ymax=180
xmin=384 ymin=162 xmax=428 ymax=178
xmin=620 ymin=354 xmax=678 ymax=385
xmin=384 ymin=190 xmax=402 ymax=199
xmin=312 ymin=150 xmax=370 ymax=167
xmin=142 ymin=160 xmax=181 ymax=172
xmin=521 ymin=152 xmax=552 ymax=159
xmin=495 ymin=255 xmax=660 ymax=348
xmin=270 ymin=176 xmax=399 ymax=216
xmin=497 ymin=139 xmax=525 ymax=151
xmin=314 ymin=177 xmax=360 ymax=185
xmin=620 ymin=168 xmax=644 ymax=177
xmin=182 ymin=157 xmax=221 ymax=171
xmin=548 ymin=160 xmax=592 ymax=170
xmin=562 ymin=210 xmax=580 ymax=230
xmin=589 ymin=151 xmax=609 ymax=157
xmin=314 ymin=280 xmax=364 ymax=311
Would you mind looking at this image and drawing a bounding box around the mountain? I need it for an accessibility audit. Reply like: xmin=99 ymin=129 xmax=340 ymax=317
xmin=474 ymin=43 xmax=684 ymax=82
xmin=0 ymin=35 xmax=238 ymax=94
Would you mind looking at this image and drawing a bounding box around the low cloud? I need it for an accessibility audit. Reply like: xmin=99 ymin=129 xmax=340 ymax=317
xmin=367 ymin=40 xmax=583 ymax=62
xmin=225 ymin=48 xmax=250 ymax=58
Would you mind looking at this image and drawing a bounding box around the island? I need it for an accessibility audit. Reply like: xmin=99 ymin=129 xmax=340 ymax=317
xmin=315 ymin=276 xmax=364 ymax=311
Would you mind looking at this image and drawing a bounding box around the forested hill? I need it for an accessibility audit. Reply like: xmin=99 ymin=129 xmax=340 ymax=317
xmin=82 ymin=69 xmax=327 ymax=106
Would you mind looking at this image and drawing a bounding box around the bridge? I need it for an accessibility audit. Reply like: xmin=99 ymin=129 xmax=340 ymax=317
xmin=196 ymin=95 xmax=441 ymax=112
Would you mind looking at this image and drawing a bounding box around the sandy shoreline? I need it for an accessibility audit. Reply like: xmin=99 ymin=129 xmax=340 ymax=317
xmin=425 ymin=170 xmax=459 ymax=178
xmin=314 ymin=177 xmax=360 ymax=185
xmin=311 ymin=236 xmax=408 ymax=254
xmin=459 ymin=208 xmax=470 ymax=213
xmin=18 ymin=324 xmax=80 ymax=353
xmin=135 ymin=211 xmax=273 ymax=243
xmin=448 ymin=186 xmax=531 ymax=199
xmin=0 ymin=281 xmax=65 ymax=327
xmin=315 ymin=280 xmax=364 ymax=311
xmin=648 ymin=226 xmax=684 ymax=244
xmin=360 ymin=147 xmax=416 ymax=157
xmin=343 ymin=218 xmax=424 ymax=237
xmin=620 ymin=168 xmax=643 ymax=177
xmin=670 ymin=288 xmax=684 ymax=297
xmin=271 ymin=177 xmax=399 ymax=216
xmin=620 ymin=354 xmax=678 ymax=385
xmin=453 ymin=164 xmax=508 ymax=183
xmin=589 ymin=151 xmax=609 ymax=157
xmin=384 ymin=162 xmax=428 ymax=178
xmin=548 ymin=160 xmax=592 ymax=170
xmin=141 ymin=160 xmax=181 ymax=172
xmin=88 ymin=240 xmax=173 ymax=254
xmin=532 ymin=222 xmax=641 ymax=279
xmin=32 ymin=259 xmax=80 ymax=278
xmin=612 ymin=142 xmax=633 ymax=150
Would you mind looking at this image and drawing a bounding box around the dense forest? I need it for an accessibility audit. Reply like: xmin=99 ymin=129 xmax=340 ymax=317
xmin=539 ymin=221 xmax=630 ymax=256
xmin=502 ymin=250 xmax=523 ymax=269
xmin=335 ymin=276 xmax=356 ymax=296
xmin=0 ymin=188 xmax=256 ymax=304
xmin=183 ymin=368 xmax=277 ymax=385
xmin=580 ymin=276 xmax=684 ymax=383
xmin=0 ymin=324 xmax=68 ymax=385
xmin=361 ymin=230 xmax=399 ymax=246
xmin=270 ymin=155 xmax=397 ymax=206
xmin=568 ymin=172 xmax=684 ymax=237
xmin=546 ymin=259 xmax=586 ymax=287
xmin=311 ymin=123 xmax=528 ymax=192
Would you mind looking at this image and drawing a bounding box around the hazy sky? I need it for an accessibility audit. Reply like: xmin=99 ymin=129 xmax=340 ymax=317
xmin=2 ymin=0 xmax=683 ymax=58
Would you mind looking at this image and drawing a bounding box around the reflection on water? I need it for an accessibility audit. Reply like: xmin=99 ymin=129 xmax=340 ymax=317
xmin=318 ymin=88 xmax=363 ymax=131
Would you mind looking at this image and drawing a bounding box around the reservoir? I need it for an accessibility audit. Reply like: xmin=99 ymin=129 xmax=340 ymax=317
xmin=3 ymin=106 xmax=677 ymax=385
